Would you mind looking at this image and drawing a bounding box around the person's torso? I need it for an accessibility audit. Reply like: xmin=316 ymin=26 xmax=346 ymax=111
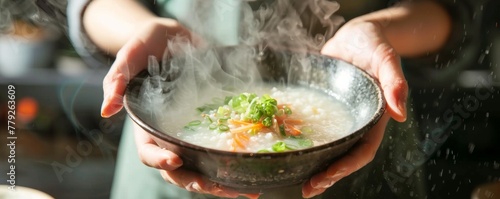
xmin=153 ymin=0 xmax=388 ymax=46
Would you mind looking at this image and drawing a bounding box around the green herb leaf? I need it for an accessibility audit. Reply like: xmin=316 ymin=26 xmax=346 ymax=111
xmin=218 ymin=124 xmax=229 ymax=132
xmin=284 ymin=106 xmax=292 ymax=115
xmin=279 ymin=124 xmax=286 ymax=136
xmin=257 ymin=149 xmax=271 ymax=153
xmin=272 ymin=141 xmax=287 ymax=152
xmin=300 ymin=126 xmax=314 ymax=134
xmin=208 ymin=123 xmax=218 ymax=130
xmin=188 ymin=120 xmax=202 ymax=126
xmin=298 ymin=139 xmax=313 ymax=147
xmin=262 ymin=117 xmax=273 ymax=127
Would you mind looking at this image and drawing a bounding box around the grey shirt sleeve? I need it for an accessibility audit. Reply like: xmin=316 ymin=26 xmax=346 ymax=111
xmin=67 ymin=0 xmax=111 ymax=68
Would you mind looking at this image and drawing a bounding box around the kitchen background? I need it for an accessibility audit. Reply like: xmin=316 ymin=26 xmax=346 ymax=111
xmin=0 ymin=1 xmax=499 ymax=199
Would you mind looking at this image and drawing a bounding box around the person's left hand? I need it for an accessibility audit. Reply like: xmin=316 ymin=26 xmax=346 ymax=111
xmin=133 ymin=122 xmax=260 ymax=199
xmin=302 ymin=18 xmax=408 ymax=198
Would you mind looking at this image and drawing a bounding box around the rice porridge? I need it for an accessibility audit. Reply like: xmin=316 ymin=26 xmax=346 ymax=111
xmin=163 ymin=85 xmax=354 ymax=152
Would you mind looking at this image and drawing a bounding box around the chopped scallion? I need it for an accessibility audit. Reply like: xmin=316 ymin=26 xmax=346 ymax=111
xmin=218 ymin=124 xmax=229 ymax=132
xmin=188 ymin=120 xmax=201 ymax=126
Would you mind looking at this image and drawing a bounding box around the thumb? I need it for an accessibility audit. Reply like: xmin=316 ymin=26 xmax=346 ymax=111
xmin=322 ymin=40 xmax=408 ymax=122
xmin=101 ymin=38 xmax=148 ymax=118
xmin=133 ymin=123 xmax=183 ymax=170
xmin=371 ymin=43 xmax=408 ymax=122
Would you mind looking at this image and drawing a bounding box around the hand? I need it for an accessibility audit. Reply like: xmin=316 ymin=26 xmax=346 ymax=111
xmin=133 ymin=122 xmax=259 ymax=198
xmin=100 ymin=18 xmax=191 ymax=118
xmin=302 ymin=19 xmax=409 ymax=198
xmin=101 ymin=18 xmax=257 ymax=199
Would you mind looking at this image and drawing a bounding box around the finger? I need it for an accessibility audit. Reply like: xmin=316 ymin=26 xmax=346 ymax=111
xmin=371 ymin=43 xmax=408 ymax=122
xmin=240 ymin=193 xmax=262 ymax=199
xmin=160 ymin=170 xmax=242 ymax=198
xmin=133 ymin=123 xmax=183 ymax=170
xmin=321 ymin=22 xmax=408 ymax=122
xmin=101 ymin=38 xmax=148 ymax=118
xmin=302 ymin=184 xmax=326 ymax=199
xmin=302 ymin=113 xmax=391 ymax=198
xmin=322 ymin=40 xmax=408 ymax=122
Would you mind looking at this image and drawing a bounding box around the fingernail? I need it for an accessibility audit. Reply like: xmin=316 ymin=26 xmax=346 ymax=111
xmin=312 ymin=172 xmax=343 ymax=189
xmin=312 ymin=169 xmax=346 ymax=189
xmin=100 ymin=99 xmax=110 ymax=118
xmin=166 ymin=158 xmax=183 ymax=168
xmin=101 ymin=95 xmax=123 ymax=118
xmin=185 ymin=181 xmax=202 ymax=192
xmin=214 ymin=187 xmax=239 ymax=198
xmin=303 ymin=188 xmax=325 ymax=198
xmin=240 ymin=193 xmax=261 ymax=199
xmin=398 ymin=90 xmax=408 ymax=121
xmin=313 ymin=179 xmax=337 ymax=189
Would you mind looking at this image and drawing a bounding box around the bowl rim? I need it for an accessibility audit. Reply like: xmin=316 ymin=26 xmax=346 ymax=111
xmin=123 ymin=54 xmax=386 ymax=157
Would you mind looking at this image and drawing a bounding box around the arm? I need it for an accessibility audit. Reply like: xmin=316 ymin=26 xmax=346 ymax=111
xmin=83 ymin=0 xmax=190 ymax=117
xmin=360 ymin=0 xmax=452 ymax=57
xmin=83 ymin=0 xmax=175 ymax=55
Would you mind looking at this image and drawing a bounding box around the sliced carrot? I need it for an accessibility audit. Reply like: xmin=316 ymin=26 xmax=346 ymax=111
xmin=228 ymin=119 xmax=254 ymax=126
xmin=233 ymin=136 xmax=245 ymax=148
xmin=285 ymin=124 xmax=302 ymax=136
xmin=238 ymin=133 xmax=250 ymax=141
xmin=230 ymin=123 xmax=264 ymax=134
xmin=283 ymin=118 xmax=303 ymax=125
xmin=232 ymin=133 xmax=250 ymax=150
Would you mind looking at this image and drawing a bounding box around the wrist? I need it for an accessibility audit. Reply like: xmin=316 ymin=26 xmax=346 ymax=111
xmin=353 ymin=1 xmax=451 ymax=57
xmin=131 ymin=17 xmax=190 ymax=60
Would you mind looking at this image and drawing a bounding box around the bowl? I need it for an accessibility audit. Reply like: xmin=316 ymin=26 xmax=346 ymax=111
xmin=123 ymin=46 xmax=386 ymax=193
xmin=0 ymin=185 xmax=54 ymax=199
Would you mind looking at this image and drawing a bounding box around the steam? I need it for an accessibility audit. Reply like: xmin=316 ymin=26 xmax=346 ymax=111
xmin=240 ymin=0 xmax=344 ymax=52
xmin=138 ymin=0 xmax=345 ymax=132
xmin=0 ymin=0 xmax=66 ymax=36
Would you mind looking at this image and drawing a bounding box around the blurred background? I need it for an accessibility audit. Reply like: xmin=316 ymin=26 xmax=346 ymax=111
xmin=0 ymin=0 xmax=499 ymax=199
xmin=0 ymin=1 xmax=123 ymax=198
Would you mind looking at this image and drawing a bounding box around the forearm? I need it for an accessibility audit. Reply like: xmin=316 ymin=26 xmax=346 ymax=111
xmin=358 ymin=0 xmax=452 ymax=58
xmin=83 ymin=0 xmax=162 ymax=55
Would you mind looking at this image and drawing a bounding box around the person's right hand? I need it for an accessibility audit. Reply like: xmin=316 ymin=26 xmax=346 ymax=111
xmin=302 ymin=19 xmax=408 ymax=198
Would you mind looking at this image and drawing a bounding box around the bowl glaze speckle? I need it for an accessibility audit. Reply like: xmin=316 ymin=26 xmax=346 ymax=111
xmin=123 ymin=47 xmax=386 ymax=193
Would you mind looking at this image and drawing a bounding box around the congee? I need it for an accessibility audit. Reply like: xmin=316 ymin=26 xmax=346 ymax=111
xmin=165 ymin=85 xmax=354 ymax=152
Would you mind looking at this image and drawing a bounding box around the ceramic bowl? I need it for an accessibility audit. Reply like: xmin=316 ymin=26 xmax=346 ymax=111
xmin=123 ymin=46 xmax=386 ymax=193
